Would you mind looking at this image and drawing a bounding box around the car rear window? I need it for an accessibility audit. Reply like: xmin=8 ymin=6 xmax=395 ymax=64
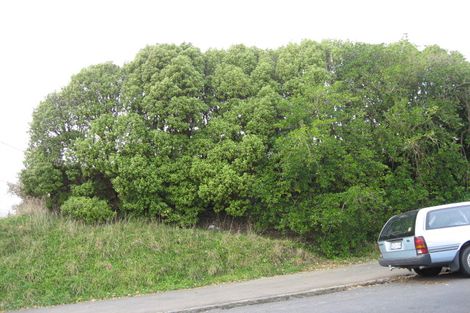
xmin=379 ymin=210 xmax=418 ymax=241
xmin=426 ymin=205 xmax=470 ymax=230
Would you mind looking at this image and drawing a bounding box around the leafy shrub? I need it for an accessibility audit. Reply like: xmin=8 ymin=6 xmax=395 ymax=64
xmin=315 ymin=187 xmax=388 ymax=257
xmin=20 ymin=42 xmax=470 ymax=257
xmin=61 ymin=197 xmax=115 ymax=224
xmin=71 ymin=181 xmax=95 ymax=197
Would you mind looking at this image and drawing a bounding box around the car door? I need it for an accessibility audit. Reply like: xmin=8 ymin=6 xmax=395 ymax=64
xmin=424 ymin=206 xmax=470 ymax=264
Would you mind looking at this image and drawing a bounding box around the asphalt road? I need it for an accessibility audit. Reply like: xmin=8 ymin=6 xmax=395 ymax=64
xmin=207 ymin=273 xmax=470 ymax=313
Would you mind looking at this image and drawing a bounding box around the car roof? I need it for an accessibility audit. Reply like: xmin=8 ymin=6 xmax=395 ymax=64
xmin=417 ymin=201 xmax=470 ymax=214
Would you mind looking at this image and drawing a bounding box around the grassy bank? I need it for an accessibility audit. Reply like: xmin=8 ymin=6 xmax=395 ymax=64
xmin=0 ymin=214 xmax=374 ymax=311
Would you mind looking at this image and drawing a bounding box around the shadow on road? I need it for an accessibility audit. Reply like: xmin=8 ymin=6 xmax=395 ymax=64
xmin=403 ymin=271 xmax=468 ymax=285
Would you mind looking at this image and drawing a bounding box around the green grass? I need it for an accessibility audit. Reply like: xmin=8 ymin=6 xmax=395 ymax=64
xmin=0 ymin=214 xmax=374 ymax=311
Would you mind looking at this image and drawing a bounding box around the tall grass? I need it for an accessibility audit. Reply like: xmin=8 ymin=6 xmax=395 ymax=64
xmin=0 ymin=213 xmax=374 ymax=311
xmin=10 ymin=194 xmax=48 ymax=217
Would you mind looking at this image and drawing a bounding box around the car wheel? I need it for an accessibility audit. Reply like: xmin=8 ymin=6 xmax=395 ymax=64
xmin=413 ymin=267 xmax=442 ymax=277
xmin=459 ymin=245 xmax=470 ymax=276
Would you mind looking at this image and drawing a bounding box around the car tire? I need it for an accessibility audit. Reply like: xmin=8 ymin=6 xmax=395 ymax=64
xmin=413 ymin=267 xmax=442 ymax=277
xmin=459 ymin=246 xmax=470 ymax=276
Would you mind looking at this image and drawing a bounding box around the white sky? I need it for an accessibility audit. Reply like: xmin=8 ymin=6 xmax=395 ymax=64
xmin=1 ymin=0 xmax=469 ymax=217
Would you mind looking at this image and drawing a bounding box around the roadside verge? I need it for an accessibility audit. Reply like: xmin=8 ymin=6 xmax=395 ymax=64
xmin=12 ymin=262 xmax=411 ymax=313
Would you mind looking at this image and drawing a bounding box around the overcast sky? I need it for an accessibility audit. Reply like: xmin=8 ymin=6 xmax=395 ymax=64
xmin=1 ymin=0 xmax=469 ymax=217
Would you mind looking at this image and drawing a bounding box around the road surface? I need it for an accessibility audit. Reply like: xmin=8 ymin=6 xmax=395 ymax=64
xmin=207 ymin=273 xmax=470 ymax=313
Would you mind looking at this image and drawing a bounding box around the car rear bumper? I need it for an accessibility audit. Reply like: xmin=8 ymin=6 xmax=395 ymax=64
xmin=379 ymin=254 xmax=432 ymax=268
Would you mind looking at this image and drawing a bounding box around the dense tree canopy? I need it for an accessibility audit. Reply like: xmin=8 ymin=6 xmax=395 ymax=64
xmin=21 ymin=40 xmax=470 ymax=255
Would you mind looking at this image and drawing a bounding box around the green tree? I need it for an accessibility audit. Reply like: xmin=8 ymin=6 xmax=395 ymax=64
xmin=20 ymin=41 xmax=470 ymax=256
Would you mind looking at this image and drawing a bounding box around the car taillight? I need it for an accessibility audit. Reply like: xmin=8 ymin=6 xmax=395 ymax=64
xmin=414 ymin=236 xmax=429 ymax=255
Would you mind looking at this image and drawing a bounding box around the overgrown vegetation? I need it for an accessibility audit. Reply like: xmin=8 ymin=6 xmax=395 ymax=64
xmin=19 ymin=40 xmax=470 ymax=256
xmin=0 ymin=214 xmax=370 ymax=311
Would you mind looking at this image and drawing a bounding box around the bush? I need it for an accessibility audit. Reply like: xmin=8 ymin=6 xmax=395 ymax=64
xmin=20 ymin=42 xmax=470 ymax=258
xmin=315 ymin=187 xmax=388 ymax=257
xmin=61 ymin=197 xmax=115 ymax=223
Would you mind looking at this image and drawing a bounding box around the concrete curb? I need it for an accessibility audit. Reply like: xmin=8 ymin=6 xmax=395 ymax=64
xmin=170 ymin=274 xmax=413 ymax=313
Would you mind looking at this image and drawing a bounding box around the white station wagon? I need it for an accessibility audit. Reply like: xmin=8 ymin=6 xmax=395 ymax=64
xmin=378 ymin=202 xmax=470 ymax=276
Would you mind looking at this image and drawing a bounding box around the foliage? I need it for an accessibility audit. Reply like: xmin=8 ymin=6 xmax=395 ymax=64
xmin=61 ymin=197 xmax=116 ymax=224
xmin=20 ymin=40 xmax=470 ymax=256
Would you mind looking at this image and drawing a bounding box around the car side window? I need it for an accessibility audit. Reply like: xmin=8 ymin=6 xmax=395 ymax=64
xmin=462 ymin=207 xmax=470 ymax=222
xmin=426 ymin=206 xmax=470 ymax=230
